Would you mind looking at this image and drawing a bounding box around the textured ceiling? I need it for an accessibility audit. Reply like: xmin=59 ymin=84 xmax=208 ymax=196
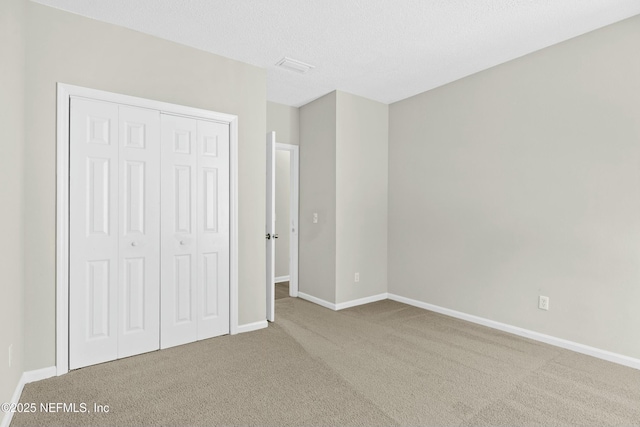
xmin=33 ymin=0 xmax=640 ymax=107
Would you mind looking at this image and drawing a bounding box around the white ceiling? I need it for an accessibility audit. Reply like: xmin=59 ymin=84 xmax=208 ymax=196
xmin=33 ymin=0 xmax=640 ymax=107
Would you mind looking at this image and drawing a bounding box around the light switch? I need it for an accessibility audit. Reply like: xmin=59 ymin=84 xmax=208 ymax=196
xmin=313 ymin=213 xmax=318 ymax=223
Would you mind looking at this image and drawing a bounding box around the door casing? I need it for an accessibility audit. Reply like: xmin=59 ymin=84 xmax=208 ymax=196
xmin=56 ymin=83 xmax=240 ymax=376
xmin=266 ymin=132 xmax=276 ymax=322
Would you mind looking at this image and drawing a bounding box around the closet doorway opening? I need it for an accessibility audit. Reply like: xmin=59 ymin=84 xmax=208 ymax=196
xmin=56 ymin=83 xmax=239 ymax=375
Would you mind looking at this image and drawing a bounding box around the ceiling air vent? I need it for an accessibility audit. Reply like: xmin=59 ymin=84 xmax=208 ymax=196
xmin=275 ymin=57 xmax=315 ymax=74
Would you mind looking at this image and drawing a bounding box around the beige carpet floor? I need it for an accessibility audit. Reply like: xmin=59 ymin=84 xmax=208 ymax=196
xmin=275 ymin=281 xmax=290 ymax=300
xmin=12 ymin=298 xmax=640 ymax=426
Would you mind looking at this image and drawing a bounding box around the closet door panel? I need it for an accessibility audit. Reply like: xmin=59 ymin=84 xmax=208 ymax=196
xmin=197 ymin=120 xmax=230 ymax=339
xmin=160 ymin=114 xmax=198 ymax=349
xmin=69 ymin=98 xmax=119 ymax=370
xmin=118 ymin=105 xmax=161 ymax=358
xmin=69 ymin=96 xmax=232 ymax=368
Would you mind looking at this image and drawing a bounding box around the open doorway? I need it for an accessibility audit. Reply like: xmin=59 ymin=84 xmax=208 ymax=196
xmin=274 ymin=146 xmax=294 ymax=298
xmin=266 ymin=132 xmax=299 ymax=321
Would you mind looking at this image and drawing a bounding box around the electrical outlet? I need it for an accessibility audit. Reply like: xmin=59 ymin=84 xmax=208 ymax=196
xmin=354 ymin=272 xmax=360 ymax=283
xmin=9 ymin=344 xmax=12 ymax=367
xmin=539 ymin=295 xmax=549 ymax=311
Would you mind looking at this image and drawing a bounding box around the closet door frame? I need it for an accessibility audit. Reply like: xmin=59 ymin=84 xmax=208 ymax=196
xmin=55 ymin=83 xmax=239 ymax=376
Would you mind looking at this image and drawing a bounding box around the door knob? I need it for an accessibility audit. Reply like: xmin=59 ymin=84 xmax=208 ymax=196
xmin=273 ymin=234 xmax=279 ymax=239
xmin=131 ymin=241 xmax=137 ymax=247
xmin=179 ymin=240 xmax=185 ymax=245
xmin=265 ymin=233 xmax=271 ymax=240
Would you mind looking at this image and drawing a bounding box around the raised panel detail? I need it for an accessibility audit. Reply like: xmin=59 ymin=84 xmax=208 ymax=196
xmin=124 ymin=122 xmax=146 ymax=148
xmin=204 ymin=168 xmax=218 ymax=232
xmin=87 ymin=157 xmax=110 ymax=236
xmin=124 ymin=161 xmax=145 ymax=235
xmin=124 ymin=258 xmax=145 ymax=333
xmin=88 ymin=116 xmax=110 ymax=145
xmin=87 ymin=260 xmax=110 ymax=339
xmin=203 ymin=253 xmax=218 ymax=318
xmin=203 ymin=136 xmax=218 ymax=157
xmin=175 ymin=166 xmax=191 ymax=233
xmin=175 ymin=255 xmax=192 ymax=323
xmin=174 ymin=131 xmax=191 ymax=154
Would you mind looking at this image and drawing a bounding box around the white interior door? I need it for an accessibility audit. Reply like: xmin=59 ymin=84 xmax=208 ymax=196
xmin=70 ymin=100 xmax=162 ymax=369
xmin=160 ymin=114 xmax=198 ymax=349
xmin=69 ymin=95 xmax=232 ymax=368
xmin=117 ymin=106 xmax=161 ymax=358
xmin=266 ymin=132 xmax=276 ymax=322
xmin=62 ymin=87 xmax=238 ymax=374
xmin=69 ymin=98 xmax=119 ymax=370
xmin=196 ymin=120 xmax=230 ymax=339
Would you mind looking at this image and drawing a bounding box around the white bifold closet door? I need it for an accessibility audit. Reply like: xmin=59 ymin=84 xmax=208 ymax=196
xmin=160 ymin=114 xmax=230 ymax=349
xmin=69 ymin=99 xmax=161 ymax=370
xmin=69 ymin=98 xmax=230 ymax=369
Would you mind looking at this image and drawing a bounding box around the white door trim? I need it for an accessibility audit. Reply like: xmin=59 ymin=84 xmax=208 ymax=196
xmin=56 ymin=83 xmax=239 ymax=376
xmin=275 ymin=143 xmax=299 ymax=298
xmin=266 ymin=132 xmax=276 ymax=322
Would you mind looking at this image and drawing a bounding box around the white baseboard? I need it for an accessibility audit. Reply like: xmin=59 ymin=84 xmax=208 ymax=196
xmin=1 ymin=377 xmax=24 ymax=427
xmin=1 ymin=366 xmax=56 ymax=427
xmin=387 ymin=293 xmax=640 ymax=371
xmin=335 ymin=293 xmax=388 ymax=310
xmin=298 ymin=292 xmax=390 ymax=311
xmin=274 ymin=275 xmax=290 ymax=284
xmin=22 ymin=366 xmax=57 ymax=383
xmin=298 ymin=292 xmax=336 ymax=310
xmin=236 ymin=320 xmax=268 ymax=334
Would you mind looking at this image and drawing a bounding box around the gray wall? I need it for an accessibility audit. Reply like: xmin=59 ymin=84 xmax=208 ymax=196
xmin=267 ymin=101 xmax=299 ymax=146
xmin=299 ymin=91 xmax=388 ymax=305
xmin=388 ymin=15 xmax=640 ymax=359
xmin=0 ymin=0 xmax=25 ymax=407
xmin=23 ymin=2 xmax=267 ymax=370
xmin=335 ymin=92 xmax=388 ymax=304
xmin=299 ymin=92 xmax=337 ymax=303
xmin=275 ymin=151 xmax=291 ymax=278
